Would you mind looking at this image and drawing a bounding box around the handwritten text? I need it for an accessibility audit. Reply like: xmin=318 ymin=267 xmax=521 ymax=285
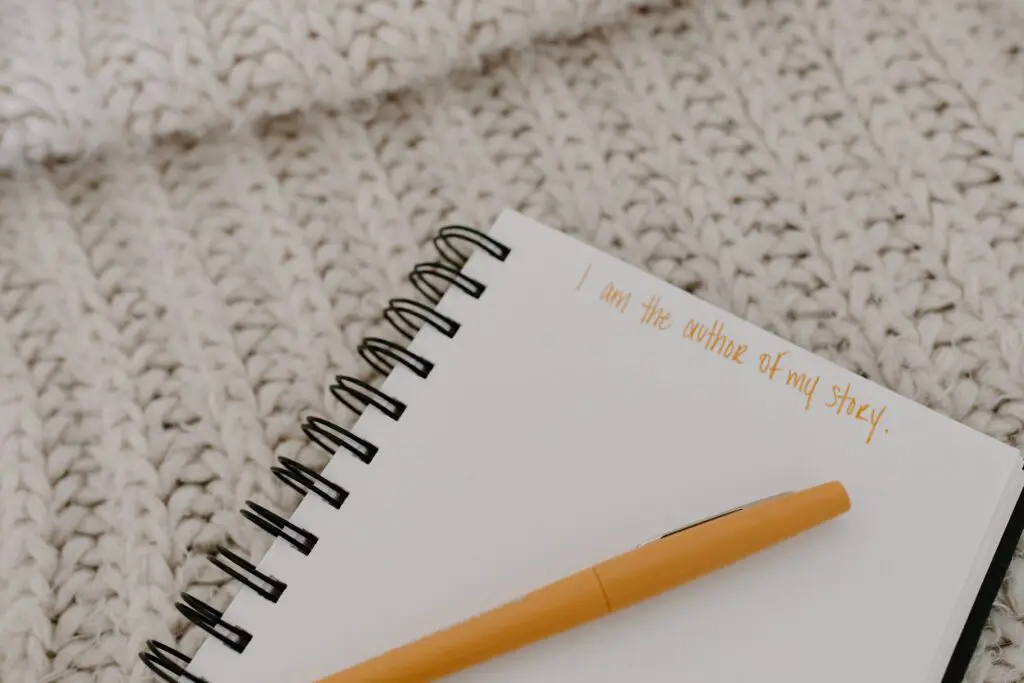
xmin=574 ymin=263 xmax=890 ymax=445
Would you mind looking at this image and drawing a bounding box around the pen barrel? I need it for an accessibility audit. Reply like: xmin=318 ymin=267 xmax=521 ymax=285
xmin=317 ymin=481 xmax=849 ymax=683
xmin=593 ymin=480 xmax=851 ymax=611
xmin=320 ymin=569 xmax=611 ymax=683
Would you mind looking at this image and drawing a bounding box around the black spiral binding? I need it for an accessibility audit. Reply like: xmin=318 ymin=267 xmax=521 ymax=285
xmin=140 ymin=224 xmax=511 ymax=682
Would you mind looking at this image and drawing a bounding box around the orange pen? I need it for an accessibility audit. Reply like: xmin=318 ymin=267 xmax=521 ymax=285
xmin=317 ymin=480 xmax=851 ymax=683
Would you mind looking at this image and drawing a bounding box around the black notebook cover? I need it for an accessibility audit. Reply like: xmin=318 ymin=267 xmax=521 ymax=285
xmin=943 ymin=472 xmax=1024 ymax=682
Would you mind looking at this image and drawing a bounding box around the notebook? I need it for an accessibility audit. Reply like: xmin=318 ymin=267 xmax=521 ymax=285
xmin=142 ymin=209 xmax=1024 ymax=683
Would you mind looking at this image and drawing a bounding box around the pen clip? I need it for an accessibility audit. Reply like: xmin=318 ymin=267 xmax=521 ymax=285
xmin=653 ymin=491 xmax=792 ymax=542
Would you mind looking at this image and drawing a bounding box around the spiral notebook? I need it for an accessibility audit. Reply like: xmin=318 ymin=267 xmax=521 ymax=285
xmin=144 ymin=209 xmax=1024 ymax=683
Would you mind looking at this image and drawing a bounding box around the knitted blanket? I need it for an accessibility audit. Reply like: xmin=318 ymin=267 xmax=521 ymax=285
xmin=2 ymin=0 xmax=1024 ymax=681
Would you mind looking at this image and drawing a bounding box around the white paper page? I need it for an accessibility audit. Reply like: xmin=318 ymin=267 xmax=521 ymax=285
xmin=930 ymin=469 xmax=1023 ymax=681
xmin=187 ymin=209 xmax=1021 ymax=683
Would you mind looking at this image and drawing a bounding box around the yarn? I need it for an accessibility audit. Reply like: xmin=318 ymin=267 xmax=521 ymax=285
xmin=1 ymin=0 xmax=1024 ymax=681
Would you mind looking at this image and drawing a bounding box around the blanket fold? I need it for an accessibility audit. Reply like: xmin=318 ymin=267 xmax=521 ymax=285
xmin=0 ymin=0 xmax=657 ymax=169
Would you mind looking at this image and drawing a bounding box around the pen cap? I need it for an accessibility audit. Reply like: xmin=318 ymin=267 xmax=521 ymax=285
xmin=592 ymin=481 xmax=851 ymax=611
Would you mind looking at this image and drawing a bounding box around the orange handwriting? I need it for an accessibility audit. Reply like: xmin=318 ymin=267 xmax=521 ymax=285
xmin=639 ymin=295 xmax=672 ymax=330
xmin=824 ymin=382 xmax=888 ymax=444
xmin=573 ymin=264 xmax=890 ymax=446
xmin=600 ymin=282 xmax=631 ymax=313
xmin=682 ymin=318 xmax=746 ymax=364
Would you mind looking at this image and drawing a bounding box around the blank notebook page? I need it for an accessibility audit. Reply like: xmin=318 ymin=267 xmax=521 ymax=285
xmin=187 ymin=209 xmax=1023 ymax=683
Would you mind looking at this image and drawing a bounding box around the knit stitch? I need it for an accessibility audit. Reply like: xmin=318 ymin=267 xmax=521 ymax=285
xmin=0 ymin=0 xmax=658 ymax=170
xmin=1 ymin=0 xmax=1024 ymax=681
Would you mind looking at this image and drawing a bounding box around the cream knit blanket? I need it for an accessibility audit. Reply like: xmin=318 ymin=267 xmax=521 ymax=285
xmin=2 ymin=0 xmax=1024 ymax=681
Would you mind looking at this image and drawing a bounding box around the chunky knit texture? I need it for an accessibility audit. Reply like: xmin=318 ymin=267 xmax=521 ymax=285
xmin=2 ymin=0 xmax=1024 ymax=681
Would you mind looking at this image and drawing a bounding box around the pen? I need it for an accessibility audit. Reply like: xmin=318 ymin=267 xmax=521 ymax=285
xmin=316 ymin=480 xmax=851 ymax=683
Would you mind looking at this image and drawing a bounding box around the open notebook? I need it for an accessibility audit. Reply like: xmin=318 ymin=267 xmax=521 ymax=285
xmin=144 ymin=210 xmax=1024 ymax=683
